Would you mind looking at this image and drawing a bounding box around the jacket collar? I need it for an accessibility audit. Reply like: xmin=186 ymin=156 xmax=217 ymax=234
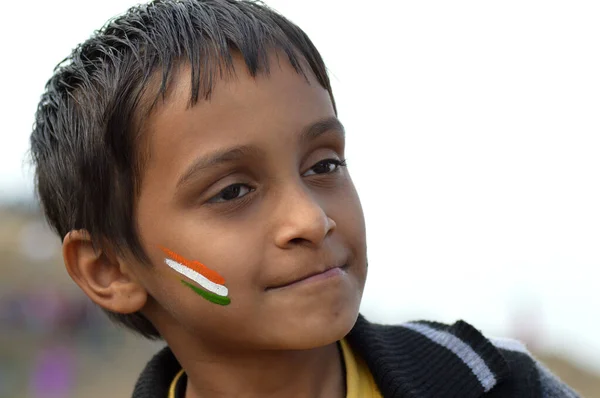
xmin=346 ymin=315 xmax=511 ymax=398
xmin=132 ymin=314 xmax=511 ymax=398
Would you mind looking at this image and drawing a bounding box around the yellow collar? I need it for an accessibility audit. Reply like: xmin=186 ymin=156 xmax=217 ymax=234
xmin=340 ymin=338 xmax=382 ymax=398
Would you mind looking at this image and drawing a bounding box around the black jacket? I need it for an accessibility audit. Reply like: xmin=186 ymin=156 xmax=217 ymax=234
xmin=132 ymin=315 xmax=579 ymax=397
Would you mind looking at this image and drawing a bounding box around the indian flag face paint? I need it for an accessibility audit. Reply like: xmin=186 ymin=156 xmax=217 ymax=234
xmin=160 ymin=247 xmax=231 ymax=306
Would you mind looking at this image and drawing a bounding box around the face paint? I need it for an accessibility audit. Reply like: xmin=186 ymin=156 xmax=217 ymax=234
xmin=160 ymin=247 xmax=231 ymax=306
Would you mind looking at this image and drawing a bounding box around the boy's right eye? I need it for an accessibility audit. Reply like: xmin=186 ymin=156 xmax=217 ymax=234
xmin=208 ymin=183 xmax=253 ymax=203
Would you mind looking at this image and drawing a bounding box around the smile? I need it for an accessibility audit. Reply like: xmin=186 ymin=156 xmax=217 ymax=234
xmin=266 ymin=265 xmax=347 ymax=291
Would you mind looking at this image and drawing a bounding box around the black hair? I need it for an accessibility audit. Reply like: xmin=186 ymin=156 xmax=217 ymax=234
xmin=30 ymin=0 xmax=335 ymax=339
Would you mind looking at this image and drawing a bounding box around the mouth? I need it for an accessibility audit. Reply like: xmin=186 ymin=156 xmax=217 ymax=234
xmin=266 ymin=264 xmax=348 ymax=291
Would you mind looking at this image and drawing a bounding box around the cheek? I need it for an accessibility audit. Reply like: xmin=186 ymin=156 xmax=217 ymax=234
xmin=334 ymin=180 xmax=366 ymax=243
xmin=334 ymin=181 xmax=368 ymax=277
xmin=144 ymin=246 xmax=269 ymax=345
xmin=169 ymin=226 xmax=266 ymax=310
xmin=139 ymin=204 xmax=266 ymax=304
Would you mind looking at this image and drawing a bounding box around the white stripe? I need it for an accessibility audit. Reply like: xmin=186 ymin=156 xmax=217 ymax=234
xmin=403 ymin=322 xmax=497 ymax=392
xmin=165 ymin=259 xmax=228 ymax=297
xmin=490 ymin=337 xmax=530 ymax=355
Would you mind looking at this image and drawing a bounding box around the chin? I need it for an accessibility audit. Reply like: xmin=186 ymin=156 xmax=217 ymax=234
xmin=264 ymin=291 xmax=362 ymax=350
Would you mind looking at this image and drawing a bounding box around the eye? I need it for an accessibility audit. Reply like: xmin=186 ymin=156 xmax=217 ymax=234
xmin=208 ymin=183 xmax=253 ymax=203
xmin=303 ymin=158 xmax=347 ymax=177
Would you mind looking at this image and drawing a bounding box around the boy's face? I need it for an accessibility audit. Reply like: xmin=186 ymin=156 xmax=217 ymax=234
xmin=132 ymin=53 xmax=366 ymax=350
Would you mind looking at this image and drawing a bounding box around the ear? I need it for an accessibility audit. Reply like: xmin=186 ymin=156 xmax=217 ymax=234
xmin=62 ymin=230 xmax=147 ymax=314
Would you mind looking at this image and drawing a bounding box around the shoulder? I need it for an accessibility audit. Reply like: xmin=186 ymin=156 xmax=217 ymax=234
xmin=486 ymin=337 xmax=580 ymax=398
xmin=347 ymin=315 xmax=580 ymax=398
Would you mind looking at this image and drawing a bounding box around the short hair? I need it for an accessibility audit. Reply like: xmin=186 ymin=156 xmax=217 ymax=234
xmin=30 ymin=0 xmax=335 ymax=339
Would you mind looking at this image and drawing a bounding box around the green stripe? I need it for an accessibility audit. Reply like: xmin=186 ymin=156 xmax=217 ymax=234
xmin=181 ymin=280 xmax=231 ymax=306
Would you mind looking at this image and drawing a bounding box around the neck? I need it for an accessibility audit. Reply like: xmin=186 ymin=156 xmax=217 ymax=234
xmin=170 ymin=338 xmax=345 ymax=398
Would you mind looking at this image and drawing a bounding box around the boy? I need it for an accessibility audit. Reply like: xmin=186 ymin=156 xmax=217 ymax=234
xmin=30 ymin=0 xmax=579 ymax=397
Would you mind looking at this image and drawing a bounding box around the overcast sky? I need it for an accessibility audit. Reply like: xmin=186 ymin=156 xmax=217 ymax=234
xmin=1 ymin=0 xmax=599 ymax=372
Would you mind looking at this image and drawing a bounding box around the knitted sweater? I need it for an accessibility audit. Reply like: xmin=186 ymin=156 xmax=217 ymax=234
xmin=132 ymin=315 xmax=580 ymax=397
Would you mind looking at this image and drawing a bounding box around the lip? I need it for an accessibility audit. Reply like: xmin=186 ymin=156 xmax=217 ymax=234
xmin=266 ymin=265 xmax=347 ymax=291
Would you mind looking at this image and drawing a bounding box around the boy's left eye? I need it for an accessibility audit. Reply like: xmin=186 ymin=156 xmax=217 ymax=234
xmin=303 ymin=158 xmax=347 ymax=177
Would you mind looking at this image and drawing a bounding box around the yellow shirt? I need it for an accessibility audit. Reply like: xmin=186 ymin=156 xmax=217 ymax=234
xmin=168 ymin=339 xmax=382 ymax=398
xmin=339 ymin=338 xmax=383 ymax=398
xmin=168 ymin=368 xmax=185 ymax=398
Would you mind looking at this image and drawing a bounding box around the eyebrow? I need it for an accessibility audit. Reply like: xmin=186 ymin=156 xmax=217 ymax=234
xmin=176 ymin=145 xmax=261 ymax=189
xmin=299 ymin=116 xmax=345 ymax=145
xmin=175 ymin=116 xmax=345 ymax=189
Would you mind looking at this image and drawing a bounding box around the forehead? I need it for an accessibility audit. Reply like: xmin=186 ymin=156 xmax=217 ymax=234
xmin=141 ymin=52 xmax=336 ymax=167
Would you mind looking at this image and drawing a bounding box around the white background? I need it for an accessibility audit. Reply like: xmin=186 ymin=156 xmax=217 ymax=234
xmin=1 ymin=0 xmax=599 ymax=372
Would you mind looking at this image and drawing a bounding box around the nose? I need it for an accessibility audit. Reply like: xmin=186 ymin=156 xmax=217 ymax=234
xmin=273 ymin=187 xmax=336 ymax=249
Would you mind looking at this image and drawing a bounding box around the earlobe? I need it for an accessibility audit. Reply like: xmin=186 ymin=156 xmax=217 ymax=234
xmin=62 ymin=230 xmax=147 ymax=314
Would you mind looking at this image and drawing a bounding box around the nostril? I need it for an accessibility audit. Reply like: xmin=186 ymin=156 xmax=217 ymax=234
xmin=289 ymin=237 xmax=306 ymax=245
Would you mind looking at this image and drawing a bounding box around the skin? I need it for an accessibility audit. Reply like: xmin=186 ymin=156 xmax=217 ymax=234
xmin=63 ymin=52 xmax=367 ymax=398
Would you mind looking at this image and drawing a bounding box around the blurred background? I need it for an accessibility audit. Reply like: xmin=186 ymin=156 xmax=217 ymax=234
xmin=1 ymin=0 xmax=599 ymax=397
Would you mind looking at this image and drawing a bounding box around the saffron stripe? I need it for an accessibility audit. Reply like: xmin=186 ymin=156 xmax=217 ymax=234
xmin=165 ymin=258 xmax=229 ymax=297
xmin=181 ymin=280 xmax=231 ymax=306
xmin=403 ymin=322 xmax=497 ymax=392
xmin=160 ymin=247 xmax=225 ymax=285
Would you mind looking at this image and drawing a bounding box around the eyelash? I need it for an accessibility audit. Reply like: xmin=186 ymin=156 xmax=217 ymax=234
xmin=207 ymin=158 xmax=347 ymax=204
xmin=303 ymin=158 xmax=347 ymax=176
